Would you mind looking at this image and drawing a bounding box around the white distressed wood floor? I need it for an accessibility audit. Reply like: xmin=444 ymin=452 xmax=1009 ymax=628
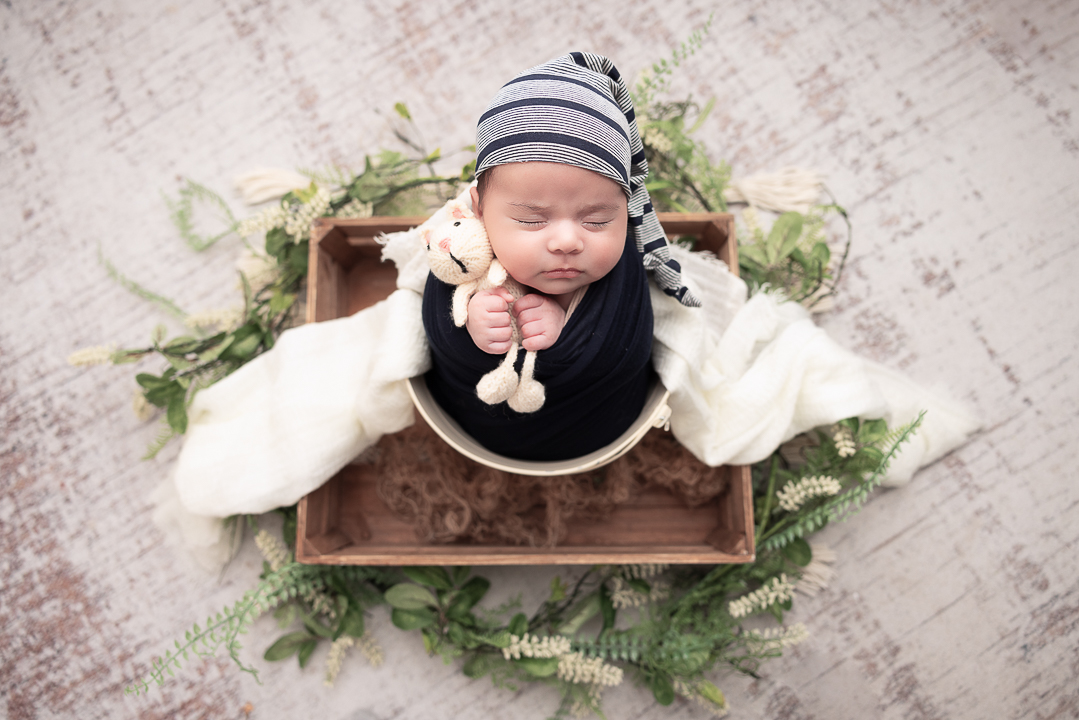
xmin=2 ymin=1 xmax=1077 ymax=718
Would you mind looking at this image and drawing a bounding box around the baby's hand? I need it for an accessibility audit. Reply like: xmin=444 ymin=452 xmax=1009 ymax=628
xmin=513 ymin=293 xmax=565 ymax=351
xmin=466 ymin=288 xmax=516 ymax=354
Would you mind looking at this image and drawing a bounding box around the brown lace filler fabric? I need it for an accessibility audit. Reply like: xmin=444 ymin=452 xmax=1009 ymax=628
xmin=370 ymin=422 xmax=729 ymax=547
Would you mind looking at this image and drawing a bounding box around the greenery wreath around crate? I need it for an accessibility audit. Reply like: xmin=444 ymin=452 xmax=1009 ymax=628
xmin=75 ymin=29 xmax=923 ymax=719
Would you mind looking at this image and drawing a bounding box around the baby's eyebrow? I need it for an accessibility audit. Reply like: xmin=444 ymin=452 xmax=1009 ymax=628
xmin=507 ymin=201 xmax=622 ymax=214
xmin=508 ymin=201 xmax=549 ymax=212
xmin=578 ymin=202 xmax=622 ymax=214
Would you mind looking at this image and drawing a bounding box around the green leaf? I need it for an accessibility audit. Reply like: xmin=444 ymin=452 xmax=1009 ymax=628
xmin=111 ymin=349 xmax=150 ymax=364
xmin=297 ymin=639 xmax=317 ymax=668
xmin=809 ymin=241 xmax=831 ymax=265
xmin=548 ymin=576 xmax=567 ymax=603
xmin=219 ymin=323 xmax=263 ymax=362
xmin=197 ymin=337 xmax=232 ymax=363
xmin=423 ymin=148 xmax=441 ymax=163
xmin=599 ymin=584 xmax=616 ymax=631
xmin=515 ymin=656 xmax=559 ymax=677
xmin=651 ymin=674 xmax=675 ymax=705
xmin=557 ymin=593 xmax=600 ymax=636
xmin=463 ymin=653 xmax=500 ymax=679
xmin=264 ymin=631 xmax=311 ymax=662
xmin=696 ymin=680 xmax=727 ymax=710
xmin=391 ymin=607 xmax=436 ymax=631
xmin=394 ymin=102 xmax=412 ymax=121
xmin=687 ymin=96 xmax=715 ymax=134
xmin=859 ymin=418 xmax=888 ymax=444
xmin=302 ymin=613 xmax=336 ymax=639
xmin=264 ymin=227 xmax=291 ymax=262
xmin=421 ymin=627 xmax=438 ymax=654
xmin=451 ymin=566 xmax=471 ymax=586
xmin=766 ymin=212 xmax=804 ymax=264
xmin=782 ymin=537 xmax=813 ymax=567
xmin=738 ymin=243 xmax=770 ymax=267
xmin=447 ymin=621 xmax=466 ymax=645
xmin=340 ymin=601 xmax=365 ymax=638
xmin=445 ymin=602 xmax=474 ymax=625
xmin=294 ymin=181 xmax=319 ymax=203
xmin=508 ymin=613 xmax=528 ymax=637
xmin=384 ymin=583 xmax=438 ymax=610
xmin=627 ymin=578 xmax=651 ymax=595
xmin=268 ymin=291 xmax=296 ymax=315
xmin=482 ymin=630 xmax=512 ymax=649
xmin=166 ymin=391 xmax=188 ymax=434
xmin=273 ymin=604 xmax=296 ymax=629
xmin=459 ymin=159 xmax=476 ymax=182
xmin=402 ymin=566 xmax=454 ymax=591
xmin=454 ymin=577 xmax=490 ymax=610
xmin=163 ymin=335 xmax=200 ymax=352
xmin=136 ymin=373 xmax=171 ymax=391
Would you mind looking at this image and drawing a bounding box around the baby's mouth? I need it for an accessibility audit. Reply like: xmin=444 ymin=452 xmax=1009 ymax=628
xmin=543 ymin=268 xmax=581 ymax=278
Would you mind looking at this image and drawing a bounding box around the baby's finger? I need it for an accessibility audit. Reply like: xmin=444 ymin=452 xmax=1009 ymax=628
xmin=485 ymin=309 xmax=512 ymax=329
xmin=518 ymin=317 xmax=549 ymax=340
xmin=511 ymin=293 xmax=543 ymax=314
xmin=521 ymin=332 xmax=553 ymax=352
xmin=478 ymin=293 xmax=510 ymax=314
xmin=488 ymin=326 xmax=512 ymax=343
xmin=487 ymin=339 xmax=514 ymax=354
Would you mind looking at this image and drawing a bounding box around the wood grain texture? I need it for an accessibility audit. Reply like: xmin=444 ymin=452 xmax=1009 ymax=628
xmin=2 ymin=1 xmax=1077 ymax=718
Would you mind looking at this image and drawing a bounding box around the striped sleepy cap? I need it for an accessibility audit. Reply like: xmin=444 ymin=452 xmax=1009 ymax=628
xmin=476 ymin=51 xmax=701 ymax=308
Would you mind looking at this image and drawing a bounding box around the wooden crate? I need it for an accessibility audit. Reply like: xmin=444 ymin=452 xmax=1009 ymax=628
xmin=296 ymin=213 xmax=755 ymax=565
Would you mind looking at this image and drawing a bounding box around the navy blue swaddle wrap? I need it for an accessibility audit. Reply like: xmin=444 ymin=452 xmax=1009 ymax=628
xmin=421 ymin=51 xmax=699 ymax=461
xmin=422 ymin=229 xmax=654 ymax=461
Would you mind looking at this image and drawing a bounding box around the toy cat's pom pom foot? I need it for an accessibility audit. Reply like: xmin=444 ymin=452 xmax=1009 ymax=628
xmin=477 ymin=343 xmax=521 ymax=405
xmin=507 ymin=351 xmax=545 ymax=413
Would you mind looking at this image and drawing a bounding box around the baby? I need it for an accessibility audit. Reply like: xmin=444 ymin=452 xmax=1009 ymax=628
xmin=422 ymin=52 xmax=700 ymax=461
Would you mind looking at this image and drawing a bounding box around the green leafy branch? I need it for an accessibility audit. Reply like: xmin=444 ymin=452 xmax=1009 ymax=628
xmin=125 ymin=562 xmax=327 ymax=695
xmin=131 ymin=407 xmax=917 ymax=711
xmin=737 ymin=199 xmax=853 ymax=306
xmin=263 ymin=564 xmax=395 ymax=670
xmin=758 ymin=413 xmax=926 ymax=552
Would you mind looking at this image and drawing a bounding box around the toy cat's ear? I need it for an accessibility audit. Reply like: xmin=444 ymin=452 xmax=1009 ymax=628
xmin=488 ymin=258 xmax=508 ymax=287
xmin=448 ymin=200 xmax=473 ymax=220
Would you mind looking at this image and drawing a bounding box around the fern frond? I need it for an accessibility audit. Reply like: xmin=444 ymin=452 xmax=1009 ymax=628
xmin=142 ymin=420 xmax=177 ymax=460
xmin=165 ymin=179 xmax=237 ymax=251
xmin=125 ymin=562 xmax=325 ymax=695
xmin=98 ymin=247 xmax=187 ymax=319
xmin=573 ymin=632 xmax=647 ymax=662
xmin=298 ymin=165 xmax=354 ymax=189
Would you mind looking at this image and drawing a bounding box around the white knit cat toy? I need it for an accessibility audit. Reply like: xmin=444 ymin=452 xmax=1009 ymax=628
xmin=423 ymin=200 xmax=546 ymax=413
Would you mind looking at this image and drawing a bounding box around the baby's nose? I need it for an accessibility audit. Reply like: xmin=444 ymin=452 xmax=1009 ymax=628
xmin=548 ymin=223 xmax=583 ymax=253
xmin=438 ymin=237 xmax=451 ymax=252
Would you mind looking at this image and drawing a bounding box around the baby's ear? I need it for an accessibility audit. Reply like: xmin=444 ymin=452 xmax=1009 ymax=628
xmin=487 ymin=258 xmax=508 ymax=286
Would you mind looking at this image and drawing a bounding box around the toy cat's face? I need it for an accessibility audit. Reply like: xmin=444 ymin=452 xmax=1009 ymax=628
xmin=424 ymin=206 xmax=494 ymax=286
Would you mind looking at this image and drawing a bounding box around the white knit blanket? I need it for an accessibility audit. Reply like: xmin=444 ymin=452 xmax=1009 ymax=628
xmin=161 ymin=202 xmax=979 ymax=564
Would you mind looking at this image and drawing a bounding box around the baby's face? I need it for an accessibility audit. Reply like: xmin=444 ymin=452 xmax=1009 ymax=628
xmin=470 ymin=162 xmax=627 ymax=302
